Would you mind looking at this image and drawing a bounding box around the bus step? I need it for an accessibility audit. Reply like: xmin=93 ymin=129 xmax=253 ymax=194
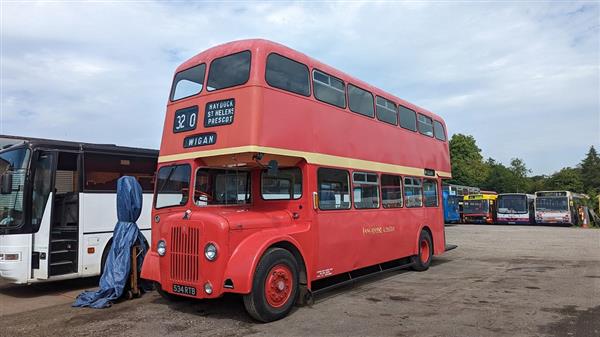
xmin=50 ymin=260 xmax=73 ymax=267
xmin=51 ymin=239 xmax=77 ymax=243
xmin=51 ymin=249 xmax=76 ymax=254
xmin=312 ymin=257 xmax=414 ymax=296
xmin=445 ymin=244 xmax=458 ymax=251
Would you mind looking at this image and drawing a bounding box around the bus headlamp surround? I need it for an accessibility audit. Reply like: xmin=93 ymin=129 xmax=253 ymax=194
xmin=204 ymin=243 xmax=217 ymax=261
xmin=157 ymin=240 xmax=167 ymax=256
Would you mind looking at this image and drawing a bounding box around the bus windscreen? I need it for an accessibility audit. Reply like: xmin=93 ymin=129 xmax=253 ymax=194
xmin=498 ymin=195 xmax=527 ymax=214
xmin=463 ymin=199 xmax=488 ymax=214
xmin=536 ymin=197 xmax=568 ymax=212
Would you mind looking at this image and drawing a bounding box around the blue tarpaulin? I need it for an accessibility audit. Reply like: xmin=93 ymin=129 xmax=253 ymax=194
xmin=73 ymin=176 xmax=147 ymax=308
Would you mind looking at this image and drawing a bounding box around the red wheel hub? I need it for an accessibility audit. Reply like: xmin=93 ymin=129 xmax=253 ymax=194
xmin=264 ymin=264 xmax=293 ymax=308
xmin=420 ymin=239 xmax=430 ymax=264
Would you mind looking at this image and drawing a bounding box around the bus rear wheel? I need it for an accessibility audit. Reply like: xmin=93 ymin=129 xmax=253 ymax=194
xmin=243 ymin=248 xmax=299 ymax=322
xmin=411 ymin=230 xmax=433 ymax=272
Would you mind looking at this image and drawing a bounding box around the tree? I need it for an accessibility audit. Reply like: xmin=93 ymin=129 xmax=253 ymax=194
xmin=508 ymin=158 xmax=531 ymax=192
xmin=448 ymin=134 xmax=488 ymax=187
xmin=545 ymin=167 xmax=584 ymax=192
xmin=580 ymin=146 xmax=600 ymax=193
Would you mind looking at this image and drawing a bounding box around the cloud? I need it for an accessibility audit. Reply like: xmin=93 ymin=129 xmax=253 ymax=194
xmin=1 ymin=1 xmax=598 ymax=175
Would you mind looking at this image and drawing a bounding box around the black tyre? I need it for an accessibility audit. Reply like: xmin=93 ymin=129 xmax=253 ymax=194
xmin=243 ymin=248 xmax=299 ymax=322
xmin=100 ymin=241 xmax=112 ymax=278
xmin=411 ymin=230 xmax=433 ymax=272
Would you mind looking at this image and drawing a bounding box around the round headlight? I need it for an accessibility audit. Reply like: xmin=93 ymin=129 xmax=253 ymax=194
xmin=157 ymin=240 xmax=166 ymax=256
xmin=204 ymin=282 xmax=213 ymax=295
xmin=204 ymin=243 xmax=217 ymax=261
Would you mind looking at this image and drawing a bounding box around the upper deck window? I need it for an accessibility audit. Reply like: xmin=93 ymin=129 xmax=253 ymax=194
xmin=265 ymin=53 xmax=310 ymax=96
xmin=418 ymin=114 xmax=434 ymax=137
xmin=348 ymin=84 xmax=374 ymax=118
xmin=376 ymin=96 xmax=397 ymax=125
xmin=433 ymin=120 xmax=446 ymax=141
xmin=313 ymin=70 xmax=346 ymax=108
xmin=399 ymin=105 xmax=417 ymax=131
xmin=170 ymin=64 xmax=206 ymax=101
xmin=207 ymin=50 xmax=251 ymax=91
xmin=261 ymin=167 xmax=302 ymax=200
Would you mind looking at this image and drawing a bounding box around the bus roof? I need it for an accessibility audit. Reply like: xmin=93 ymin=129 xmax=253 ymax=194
xmin=163 ymin=39 xmax=450 ymax=178
xmin=464 ymin=194 xmax=498 ymax=201
xmin=176 ymin=39 xmax=443 ymax=122
xmin=0 ymin=134 xmax=158 ymax=157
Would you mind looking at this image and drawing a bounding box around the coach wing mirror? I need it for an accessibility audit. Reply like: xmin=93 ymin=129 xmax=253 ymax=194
xmin=0 ymin=171 xmax=13 ymax=194
xmin=267 ymin=160 xmax=279 ymax=177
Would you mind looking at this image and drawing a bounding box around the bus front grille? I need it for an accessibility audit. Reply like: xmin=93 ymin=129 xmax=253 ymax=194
xmin=170 ymin=225 xmax=200 ymax=283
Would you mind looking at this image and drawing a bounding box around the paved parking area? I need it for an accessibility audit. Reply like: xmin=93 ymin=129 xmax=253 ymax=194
xmin=0 ymin=225 xmax=598 ymax=337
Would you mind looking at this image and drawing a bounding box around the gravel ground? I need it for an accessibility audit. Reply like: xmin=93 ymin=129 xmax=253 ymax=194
xmin=1 ymin=224 xmax=598 ymax=337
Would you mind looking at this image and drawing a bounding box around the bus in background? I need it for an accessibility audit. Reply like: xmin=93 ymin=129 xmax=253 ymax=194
xmin=496 ymin=193 xmax=535 ymax=225
xmin=0 ymin=136 xmax=157 ymax=284
xmin=442 ymin=190 xmax=460 ymax=223
xmin=535 ymin=191 xmax=587 ymax=226
xmin=141 ymin=39 xmax=453 ymax=322
xmin=442 ymin=184 xmax=480 ymax=223
xmin=462 ymin=192 xmax=498 ymax=224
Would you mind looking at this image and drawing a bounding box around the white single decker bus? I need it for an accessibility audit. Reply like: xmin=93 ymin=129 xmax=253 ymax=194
xmin=0 ymin=136 xmax=157 ymax=284
xmin=534 ymin=191 xmax=587 ymax=226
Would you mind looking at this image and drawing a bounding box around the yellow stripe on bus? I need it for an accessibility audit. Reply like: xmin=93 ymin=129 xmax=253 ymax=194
xmin=158 ymin=145 xmax=452 ymax=178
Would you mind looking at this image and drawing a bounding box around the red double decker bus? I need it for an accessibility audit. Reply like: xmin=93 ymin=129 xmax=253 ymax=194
xmin=141 ymin=39 xmax=452 ymax=322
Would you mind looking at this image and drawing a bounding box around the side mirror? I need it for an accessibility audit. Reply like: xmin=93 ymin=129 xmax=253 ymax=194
xmin=0 ymin=171 xmax=13 ymax=194
xmin=267 ymin=160 xmax=279 ymax=177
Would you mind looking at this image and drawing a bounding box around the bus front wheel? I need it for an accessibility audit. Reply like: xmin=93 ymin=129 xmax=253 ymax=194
xmin=411 ymin=230 xmax=433 ymax=272
xmin=243 ymin=248 xmax=299 ymax=322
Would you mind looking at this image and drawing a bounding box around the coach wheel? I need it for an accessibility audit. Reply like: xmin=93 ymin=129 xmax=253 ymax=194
xmin=243 ymin=248 xmax=299 ymax=322
xmin=411 ymin=230 xmax=433 ymax=272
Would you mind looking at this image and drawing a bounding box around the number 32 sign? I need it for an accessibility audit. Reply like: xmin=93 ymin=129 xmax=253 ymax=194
xmin=173 ymin=106 xmax=198 ymax=133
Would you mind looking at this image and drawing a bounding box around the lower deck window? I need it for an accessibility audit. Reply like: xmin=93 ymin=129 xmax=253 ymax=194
xmin=261 ymin=167 xmax=302 ymax=200
xmin=423 ymin=179 xmax=438 ymax=207
xmin=352 ymin=172 xmax=379 ymax=209
xmin=381 ymin=174 xmax=402 ymax=208
xmin=155 ymin=164 xmax=191 ymax=209
xmin=194 ymin=168 xmax=251 ymax=206
xmin=404 ymin=177 xmax=423 ymax=208
xmin=318 ymin=168 xmax=350 ymax=210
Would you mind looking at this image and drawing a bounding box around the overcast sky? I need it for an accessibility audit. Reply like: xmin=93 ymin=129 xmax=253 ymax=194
xmin=1 ymin=1 xmax=598 ymax=175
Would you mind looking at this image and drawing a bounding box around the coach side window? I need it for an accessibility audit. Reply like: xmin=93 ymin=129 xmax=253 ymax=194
xmin=399 ymin=105 xmax=417 ymax=131
xmin=404 ymin=177 xmax=423 ymax=208
xmin=433 ymin=120 xmax=446 ymax=141
xmin=376 ymin=96 xmax=398 ymax=125
xmin=313 ymin=70 xmax=346 ymax=109
xmin=418 ymin=114 xmax=434 ymax=137
xmin=170 ymin=63 xmax=206 ymax=101
xmin=84 ymin=153 xmax=156 ymax=192
xmin=207 ymin=50 xmax=251 ymax=91
xmin=423 ymin=179 xmax=439 ymax=207
xmin=381 ymin=174 xmax=402 ymax=208
xmin=265 ymin=53 xmax=310 ymax=96
xmin=348 ymin=84 xmax=375 ymax=118
xmin=318 ymin=168 xmax=351 ymax=210
xmin=352 ymin=172 xmax=379 ymax=209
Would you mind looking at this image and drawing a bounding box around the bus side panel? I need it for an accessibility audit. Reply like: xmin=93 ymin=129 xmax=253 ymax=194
xmin=79 ymin=193 xmax=153 ymax=276
xmin=0 ymin=234 xmax=32 ymax=283
xmin=314 ymin=208 xmax=420 ymax=280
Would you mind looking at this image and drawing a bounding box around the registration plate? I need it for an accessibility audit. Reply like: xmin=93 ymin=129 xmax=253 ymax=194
xmin=172 ymin=284 xmax=197 ymax=296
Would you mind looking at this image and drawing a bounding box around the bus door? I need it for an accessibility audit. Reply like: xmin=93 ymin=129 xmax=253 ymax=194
xmin=31 ymin=151 xmax=56 ymax=280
